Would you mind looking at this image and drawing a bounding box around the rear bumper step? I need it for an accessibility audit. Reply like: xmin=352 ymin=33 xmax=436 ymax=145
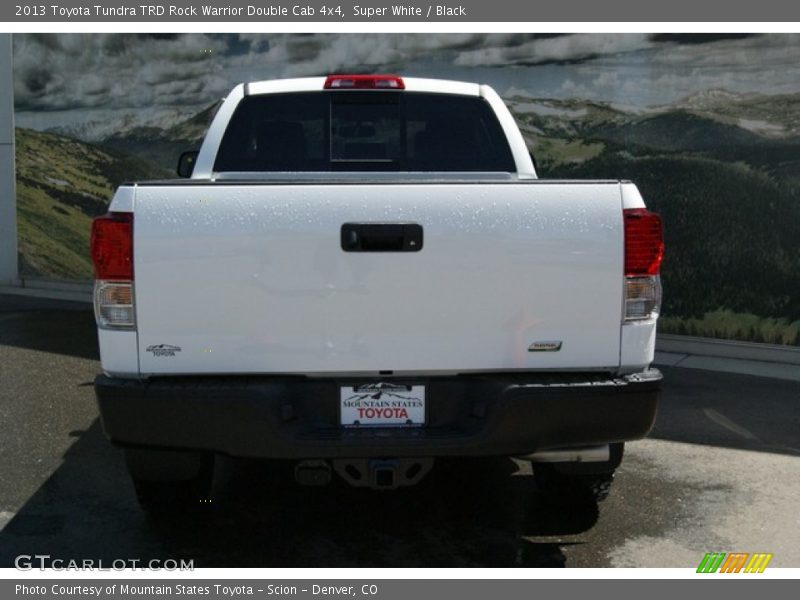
xmin=95 ymin=369 xmax=661 ymax=459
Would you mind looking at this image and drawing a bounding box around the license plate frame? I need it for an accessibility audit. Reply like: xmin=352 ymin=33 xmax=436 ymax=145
xmin=340 ymin=382 xmax=426 ymax=427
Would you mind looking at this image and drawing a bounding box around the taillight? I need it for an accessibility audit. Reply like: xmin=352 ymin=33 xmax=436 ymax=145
xmin=91 ymin=213 xmax=135 ymax=329
xmin=624 ymin=208 xmax=663 ymax=276
xmin=624 ymin=208 xmax=663 ymax=321
xmin=324 ymin=75 xmax=405 ymax=90
xmin=94 ymin=281 xmax=135 ymax=329
xmin=91 ymin=212 xmax=133 ymax=280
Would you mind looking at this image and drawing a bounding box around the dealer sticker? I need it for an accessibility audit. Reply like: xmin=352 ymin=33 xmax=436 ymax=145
xmin=340 ymin=383 xmax=425 ymax=427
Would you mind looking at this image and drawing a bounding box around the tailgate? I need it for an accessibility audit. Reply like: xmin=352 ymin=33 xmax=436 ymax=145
xmin=133 ymin=182 xmax=623 ymax=375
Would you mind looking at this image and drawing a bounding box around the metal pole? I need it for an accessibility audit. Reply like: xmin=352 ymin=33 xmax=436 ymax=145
xmin=0 ymin=33 xmax=17 ymax=285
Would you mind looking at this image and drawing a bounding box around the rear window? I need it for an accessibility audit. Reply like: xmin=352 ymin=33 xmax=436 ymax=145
xmin=213 ymin=91 xmax=516 ymax=172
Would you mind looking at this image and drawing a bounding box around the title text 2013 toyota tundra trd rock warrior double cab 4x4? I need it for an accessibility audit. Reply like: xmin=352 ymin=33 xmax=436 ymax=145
xmin=90 ymin=75 xmax=663 ymax=514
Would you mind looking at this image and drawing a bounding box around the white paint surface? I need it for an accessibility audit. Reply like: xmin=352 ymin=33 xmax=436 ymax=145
xmin=130 ymin=182 xmax=629 ymax=375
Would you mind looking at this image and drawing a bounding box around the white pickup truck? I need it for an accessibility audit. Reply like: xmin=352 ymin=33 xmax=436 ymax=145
xmin=91 ymin=75 xmax=663 ymax=514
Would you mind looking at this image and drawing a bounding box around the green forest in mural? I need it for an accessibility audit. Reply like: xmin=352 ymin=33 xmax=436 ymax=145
xmin=510 ymin=93 xmax=800 ymax=345
xmin=13 ymin=34 xmax=800 ymax=345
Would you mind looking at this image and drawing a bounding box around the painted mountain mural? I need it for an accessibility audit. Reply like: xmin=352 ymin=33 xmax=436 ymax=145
xmin=12 ymin=33 xmax=800 ymax=344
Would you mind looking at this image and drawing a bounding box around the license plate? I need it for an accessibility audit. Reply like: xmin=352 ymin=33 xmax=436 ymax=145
xmin=340 ymin=383 xmax=425 ymax=427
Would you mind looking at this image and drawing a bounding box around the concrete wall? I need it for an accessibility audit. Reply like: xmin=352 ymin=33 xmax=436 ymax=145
xmin=0 ymin=33 xmax=16 ymax=285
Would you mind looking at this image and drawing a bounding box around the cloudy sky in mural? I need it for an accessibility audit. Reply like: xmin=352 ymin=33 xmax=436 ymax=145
xmin=13 ymin=33 xmax=800 ymax=136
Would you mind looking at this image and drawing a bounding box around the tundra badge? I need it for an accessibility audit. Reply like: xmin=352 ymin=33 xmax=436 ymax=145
xmin=528 ymin=341 xmax=562 ymax=352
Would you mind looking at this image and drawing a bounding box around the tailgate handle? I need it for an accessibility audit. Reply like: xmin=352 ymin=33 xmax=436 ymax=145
xmin=341 ymin=223 xmax=423 ymax=252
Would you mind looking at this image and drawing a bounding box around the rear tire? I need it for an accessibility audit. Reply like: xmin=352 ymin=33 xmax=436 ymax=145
xmin=532 ymin=442 xmax=623 ymax=503
xmin=533 ymin=467 xmax=615 ymax=502
xmin=124 ymin=448 xmax=214 ymax=517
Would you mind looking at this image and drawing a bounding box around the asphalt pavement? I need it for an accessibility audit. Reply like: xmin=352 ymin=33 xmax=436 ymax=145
xmin=1 ymin=294 xmax=798 ymax=568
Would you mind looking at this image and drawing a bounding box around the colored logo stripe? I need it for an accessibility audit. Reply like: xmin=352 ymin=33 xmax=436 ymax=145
xmin=719 ymin=553 xmax=749 ymax=573
xmin=697 ymin=552 xmax=773 ymax=573
xmin=744 ymin=553 xmax=773 ymax=573
xmin=697 ymin=553 xmax=726 ymax=573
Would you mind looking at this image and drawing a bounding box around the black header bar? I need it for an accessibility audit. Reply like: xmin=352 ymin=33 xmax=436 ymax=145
xmin=5 ymin=0 xmax=800 ymax=22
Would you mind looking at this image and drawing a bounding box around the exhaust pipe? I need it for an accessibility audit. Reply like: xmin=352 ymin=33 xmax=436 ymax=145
xmin=525 ymin=445 xmax=611 ymax=463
